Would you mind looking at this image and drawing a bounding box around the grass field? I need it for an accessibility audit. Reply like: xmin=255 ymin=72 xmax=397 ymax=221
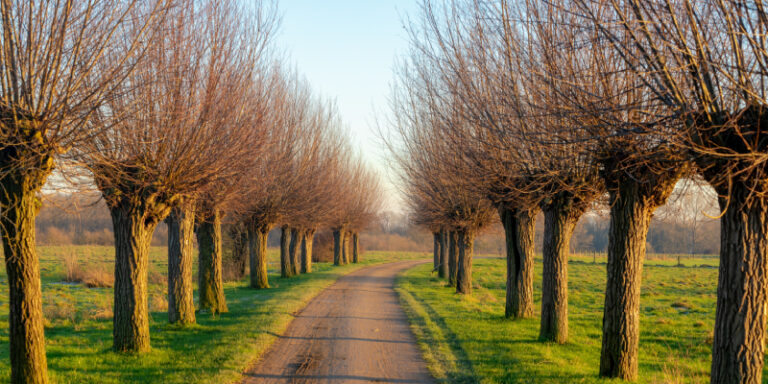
xmin=396 ymin=254 xmax=745 ymax=384
xmin=0 ymin=245 xmax=426 ymax=383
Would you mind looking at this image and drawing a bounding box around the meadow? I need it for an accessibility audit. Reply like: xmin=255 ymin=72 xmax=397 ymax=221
xmin=396 ymin=254 xmax=740 ymax=384
xmin=0 ymin=245 xmax=425 ymax=383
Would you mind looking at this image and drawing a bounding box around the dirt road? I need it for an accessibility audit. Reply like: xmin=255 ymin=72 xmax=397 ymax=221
xmin=242 ymin=260 xmax=434 ymax=384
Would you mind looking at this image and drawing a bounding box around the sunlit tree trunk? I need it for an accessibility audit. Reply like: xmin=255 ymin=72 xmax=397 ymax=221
xmin=166 ymin=204 xmax=196 ymax=324
xmin=110 ymin=202 xmax=159 ymax=352
xmin=1 ymin=163 xmax=52 ymax=383
xmin=539 ymin=197 xmax=579 ymax=344
xmin=248 ymin=222 xmax=271 ymax=289
xmin=196 ymin=208 xmax=227 ymax=314
xmin=456 ymin=229 xmax=475 ymax=294
xmin=600 ymin=175 xmax=677 ymax=381
xmin=499 ymin=206 xmax=536 ymax=319
xmin=301 ymin=229 xmax=315 ymax=273
xmin=710 ymin=184 xmax=768 ymax=384
xmin=342 ymin=231 xmax=350 ymax=264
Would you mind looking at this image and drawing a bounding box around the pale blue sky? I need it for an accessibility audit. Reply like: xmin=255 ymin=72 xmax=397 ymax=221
xmin=275 ymin=1 xmax=420 ymax=210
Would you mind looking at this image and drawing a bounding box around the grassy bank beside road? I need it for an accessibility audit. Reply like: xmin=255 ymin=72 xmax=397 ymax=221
xmin=0 ymin=245 xmax=425 ymax=383
xmin=396 ymin=255 xmax=747 ymax=383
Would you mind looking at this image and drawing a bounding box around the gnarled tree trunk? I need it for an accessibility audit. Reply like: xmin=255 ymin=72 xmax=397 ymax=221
xmin=710 ymin=184 xmax=768 ymax=384
xmin=301 ymin=229 xmax=315 ymax=273
xmin=280 ymin=225 xmax=293 ymax=277
xmin=352 ymin=232 xmax=359 ymax=263
xmin=289 ymin=228 xmax=301 ymax=275
xmin=248 ymin=222 xmax=271 ymax=289
xmin=599 ymin=175 xmax=676 ymax=380
xmin=166 ymin=204 xmax=196 ymax=325
xmin=438 ymin=230 xmax=448 ymax=279
xmin=1 ymin=168 xmax=51 ymax=383
xmin=333 ymin=229 xmax=343 ymax=266
xmin=456 ymin=229 xmax=475 ymax=294
xmin=448 ymin=230 xmax=458 ymax=287
xmin=539 ymin=199 xmax=579 ymax=344
xmin=499 ymin=206 xmax=537 ymax=319
xmin=196 ymin=208 xmax=227 ymax=314
xmin=110 ymin=202 xmax=159 ymax=352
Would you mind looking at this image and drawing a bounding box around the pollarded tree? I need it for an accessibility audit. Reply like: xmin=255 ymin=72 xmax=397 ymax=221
xmin=0 ymin=1 xmax=169 ymax=381
xmin=81 ymin=0 xmax=273 ymax=351
xmin=345 ymin=165 xmax=383 ymax=263
xmin=572 ymin=1 xmax=768 ymax=381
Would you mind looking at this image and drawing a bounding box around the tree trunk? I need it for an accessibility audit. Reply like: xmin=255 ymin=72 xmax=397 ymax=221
xmin=166 ymin=205 xmax=196 ymax=325
xmin=248 ymin=223 xmax=271 ymax=289
xmin=456 ymin=229 xmax=475 ymax=294
xmin=352 ymin=232 xmax=360 ymax=263
xmin=710 ymin=185 xmax=768 ymax=384
xmin=438 ymin=230 xmax=448 ymax=279
xmin=0 ymin=177 xmax=49 ymax=383
xmin=600 ymin=179 xmax=673 ymax=380
xmin=280 ymin=225 xmax=293 ymax=277
xmin=301 ymin=229 xmax=315 ymax=273
xmin=539 ymin=202 xmax=578 ymax=344
xmin=231 ymin=226 xmax=248 ymax=280
xmin=433 ymin=232 xmax=440 ymax=271
xmin=448 ymin=230 xmax=458 ymax=287
xmin=333 ymin=229 xmax=343 ymax=266
xmin=342 ymin=231 xmax=350 ymax=264
xmin=110 ymin=203 xmax=158 ymax=352
xmin=289 ymin=228 xmax=301 ymax=275
xmin=499 ymin=206 xmax=537 ymax=319
xmin=196 ymin=209 xmax=227 ymax=314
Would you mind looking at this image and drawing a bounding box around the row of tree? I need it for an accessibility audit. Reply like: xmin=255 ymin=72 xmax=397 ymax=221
xmin=390 ymin=0 xmax=768 ymax=383
xmin=0 ymin=1 xmax=381 ymax=383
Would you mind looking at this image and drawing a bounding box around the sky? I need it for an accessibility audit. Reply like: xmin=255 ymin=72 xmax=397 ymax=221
xmin=275 ymin=0 xmax=421 ymax=212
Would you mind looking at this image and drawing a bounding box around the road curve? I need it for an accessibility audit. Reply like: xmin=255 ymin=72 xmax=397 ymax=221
xmin=242 ymin=260 xmax=434 ymax=384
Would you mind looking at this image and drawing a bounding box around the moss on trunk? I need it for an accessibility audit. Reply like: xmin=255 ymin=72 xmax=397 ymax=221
xmin=280 ymin=226 xmax=294 ymax=277
xmin=301 ymin=229 xmax=315 ymax=273
xmin=456 ymin=229 xmax=475 ymax=294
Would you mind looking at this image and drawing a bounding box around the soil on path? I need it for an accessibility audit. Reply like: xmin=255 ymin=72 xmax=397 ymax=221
xmin=242 ymin=260 xmax=434 ymax=384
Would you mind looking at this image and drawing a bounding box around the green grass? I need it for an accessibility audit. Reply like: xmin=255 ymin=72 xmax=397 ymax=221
xmin=396 ymin=254 xmax=741 ymax=384
xmin=0 ymin=245 xmax=427 ymax=383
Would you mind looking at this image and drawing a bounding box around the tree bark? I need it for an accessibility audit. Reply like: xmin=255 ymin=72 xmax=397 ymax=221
xmin=539 ymin=200 xmax=579 ymax=344
xmin=438 ymin=230 xmax=448 ymax=279
xmin=248 ymin=222 xmax=271 ymax=289
xmin=333 ymin=229 xmax=343 ymax=266
xmin=165 ymin=205 xmax=196 ymax=325
xmin=231 ymin=225 xmax=248 ymax=280
xmin=0 ymin=174 xmax=49 ymax=383
xmin=301 ymin=229 xmax=315 ymax=273
xmin=433 ymin=232 xmax=440 ymax=271
xmin=448 ymin=230 xmax=458 ymax=287
xmin=352 ymin=232 xmax=360 ymax=263
xmin=499 ymin=206 xmax=537 ymax=319
xmin=110 ymin=202 xmax=158 ymax=352
xmin=280 ymin=225 xmax=293 ymax=277
xmin=196 ymin=209 xmax=227 ymax=314
xmin=456 ymin=229 xmax=475 ymax=294
xmin=599 ymin=177 xmax=676 ymax=380
xmin=342 ymin=231 xmax=350 ymax=264
xmin=710 ymin=185 xmax=768 ymax=384
xmin=289 ymin=228 xmax=301 ymax=275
